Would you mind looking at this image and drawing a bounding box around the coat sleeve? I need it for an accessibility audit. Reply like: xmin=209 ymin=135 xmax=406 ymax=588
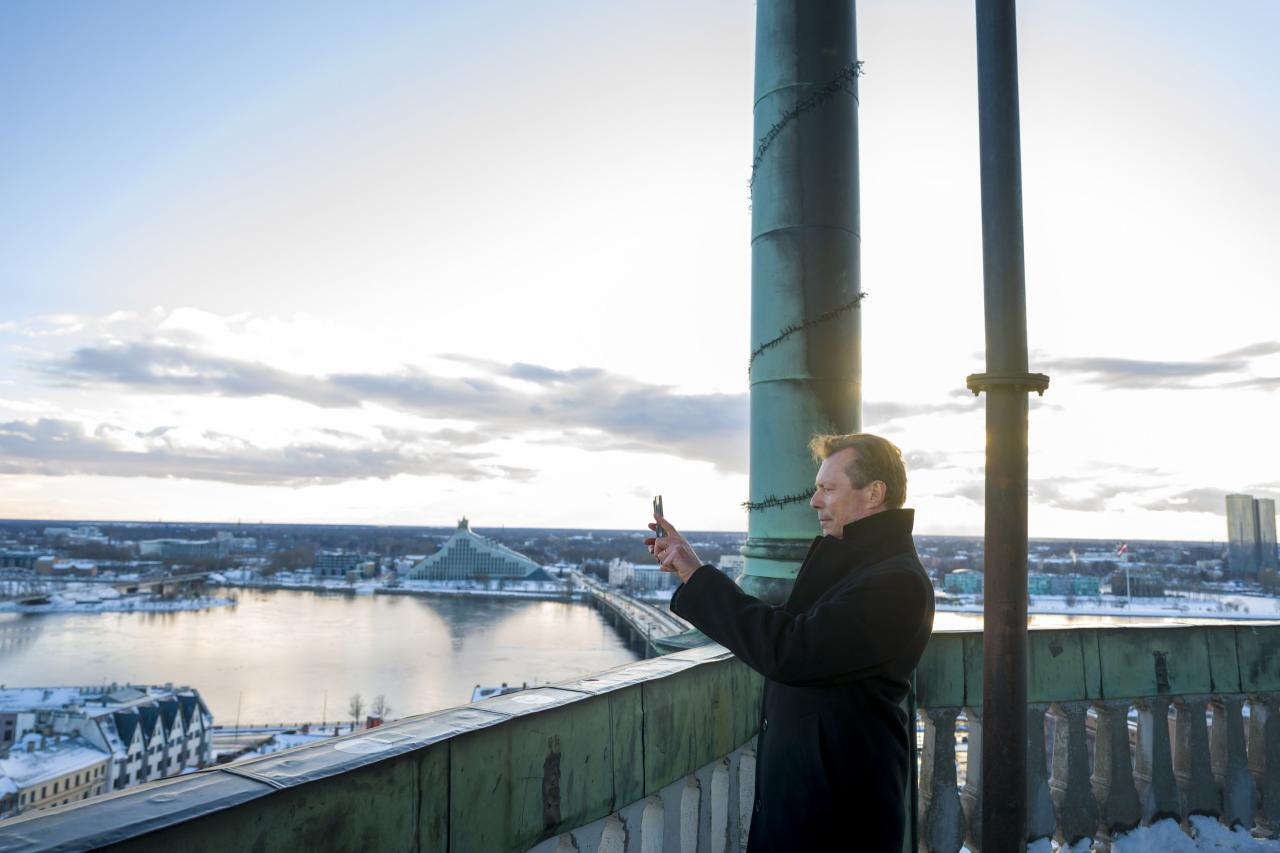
xmin=670 ymin=563 xmax=927 ymax=686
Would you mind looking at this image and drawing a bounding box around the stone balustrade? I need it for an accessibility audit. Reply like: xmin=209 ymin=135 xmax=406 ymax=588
xmin=5 ymin=622 xmax=1278 ymax=852
xmin=916 ymin=623 xmax=1280 ymax=851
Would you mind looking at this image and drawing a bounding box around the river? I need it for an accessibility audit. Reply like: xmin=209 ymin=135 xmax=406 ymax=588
xmin=0 ymin=587 xmax=640 ymax=725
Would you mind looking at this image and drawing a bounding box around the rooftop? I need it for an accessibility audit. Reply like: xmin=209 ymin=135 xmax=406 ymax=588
xmin=0 ymin=736 xmax=108 ymax=788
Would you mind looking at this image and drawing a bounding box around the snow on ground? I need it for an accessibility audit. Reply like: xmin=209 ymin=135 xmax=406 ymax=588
xmin=0 ymin=594 xmax=235 ymax=614
xmin=939 ymin=593 xmax=1280 ymax=622
xmin=961 ymin=820 xmax=1280 ymax=852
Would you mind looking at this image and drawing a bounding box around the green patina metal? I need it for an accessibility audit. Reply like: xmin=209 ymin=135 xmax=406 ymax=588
xmin=12 ymin=623 xmax=1280 ymax=853
xmin=742 ymin=0 xmax=863 ymax=604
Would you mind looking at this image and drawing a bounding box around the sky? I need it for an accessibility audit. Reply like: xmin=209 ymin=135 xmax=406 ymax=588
xmin=1 ymin=0 xmax=1276 ymax=539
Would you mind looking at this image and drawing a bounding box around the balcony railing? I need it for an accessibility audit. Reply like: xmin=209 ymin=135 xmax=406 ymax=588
xmin=2 ymin=623 xmax=1277 ymax=852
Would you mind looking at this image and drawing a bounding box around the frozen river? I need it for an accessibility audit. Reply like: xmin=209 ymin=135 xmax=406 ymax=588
xmin=3 ymin=585 xmax=1274 ymax=727
xmin=0 ymin=587 xmax=641 ymax=725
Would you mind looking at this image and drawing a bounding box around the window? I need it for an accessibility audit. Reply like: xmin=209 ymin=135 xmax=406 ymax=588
xmin=75 ymin=773 xmax=80 ymax=786
xmin=52 ymin=782 xmax=58 ymax=794
xmin=41 ymin=786 xmax=46 ymax=798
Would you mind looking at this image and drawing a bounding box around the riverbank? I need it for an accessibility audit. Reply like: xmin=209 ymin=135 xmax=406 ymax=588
xmin=0 ymin=594 xmax=235 ymax=614
xmin=938 ymin=592 xmax=1280 ymax=622
xmin=222 ymin=575 xmax=581 ymax=603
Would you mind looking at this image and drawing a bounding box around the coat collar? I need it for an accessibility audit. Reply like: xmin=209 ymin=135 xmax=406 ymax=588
xmin=785 ymin=509 xmax=916 ymax=614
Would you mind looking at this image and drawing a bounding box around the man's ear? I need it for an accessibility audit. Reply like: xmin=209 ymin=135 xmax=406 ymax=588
xmin=868 ymin=480 xmax=887 ymax=508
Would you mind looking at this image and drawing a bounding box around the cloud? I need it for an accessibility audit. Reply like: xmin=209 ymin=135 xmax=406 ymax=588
xmin=1040 ymin=340 xmax=1280 ymax=391
xmin=1141 ymin=488 xmax=1231 ymax=515
xmin=864 ymin=399 xmax=978 ymax=426
xmin=0 ymin=418 xmax=509 ymax=487
xmin=1214 ymin=341 xmax=1280 ymax=360
xmin=939 ymin=477 xmax=1145 ymax=512
xmin=1029 ymin=478 xmax=1138 ymax=513
xmin=33 ymin=338 xmax=1001 ymax=477
xmin=38 ymin=341 xmax=754 ymax=470
xmin=1144 ymin=487 xmax=1280 ymax=515
xmin=1038 ymin=356 xmax=1243 ymax=389
xmin=903 ymin=449 xmax=958 ymax=471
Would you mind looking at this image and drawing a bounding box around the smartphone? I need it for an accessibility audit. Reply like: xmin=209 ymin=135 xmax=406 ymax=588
xmin=652 ymin=495 xmax=666 ymax=538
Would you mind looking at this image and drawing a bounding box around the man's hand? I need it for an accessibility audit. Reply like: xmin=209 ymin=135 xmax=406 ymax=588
xmin=644 ymin=513 xmax=703 ymax=583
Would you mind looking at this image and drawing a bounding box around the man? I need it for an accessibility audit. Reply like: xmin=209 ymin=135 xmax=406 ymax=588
xmin=647 ymin=433 xmax=935 ymax=852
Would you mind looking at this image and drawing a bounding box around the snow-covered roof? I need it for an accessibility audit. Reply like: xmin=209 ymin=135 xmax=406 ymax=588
xmin=0 ymin=736 xmax=109 ymax=788
xmin=0 ymin=685 xmax=199 ymax=714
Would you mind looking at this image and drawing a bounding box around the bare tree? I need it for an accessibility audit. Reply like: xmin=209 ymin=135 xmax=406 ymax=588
xmin=348 ymin=693 xmax=364 ymax=726
xmin=370 ymin=694 xmax=391 ymax=720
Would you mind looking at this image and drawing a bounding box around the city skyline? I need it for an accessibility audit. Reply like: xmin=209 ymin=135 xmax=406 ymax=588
xmin=2 ymin=0 xmax=1277 ymax=537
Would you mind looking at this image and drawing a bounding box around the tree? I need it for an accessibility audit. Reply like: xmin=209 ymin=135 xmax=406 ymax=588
xmin=348 ymin=693 xmax=364 ymax=726
xmin=370 ymin=695 xmax=391 ymax=720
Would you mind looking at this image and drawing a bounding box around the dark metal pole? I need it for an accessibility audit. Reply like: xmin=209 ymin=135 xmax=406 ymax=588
xmin=966 ymin=0 xmax=1048 ymax=850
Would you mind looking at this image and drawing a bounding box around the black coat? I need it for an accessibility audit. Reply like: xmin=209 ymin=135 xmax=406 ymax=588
xmin=670 ymin=509 xmax=935 ymax=852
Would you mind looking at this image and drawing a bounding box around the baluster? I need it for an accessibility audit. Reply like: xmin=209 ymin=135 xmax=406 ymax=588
xmin=710 ymin=758 xmax=730 ymax=853
xmin=917 ymin=707 xmax=966 ymax=853
xmin=737 ymin=746 xmax=756 ymax=853
xmin=640 ymin=796 xmax=665 ymax=853
xmin=1210 ymin=695 xmax=1256 ymax=828
xmin=1026 ymin=703 xmax=1056 ymax=844
xmin=599 ymin=814 xmax=626 ymax=853
xmin=1049 ymin=702 xmax=1098 ymax=845
xmin=1173 ymin=695 xmax=1219 ymax=817
xmin=1248 ymin=694 xmax=1280 ymax=838
xmin=959 ymin=707 xmax=983 ymax=851
xmin=1134 ymin=696 xmax=1180 ymax=823
xmin=1092 ymin=701 xmax=1142 ymax=840
xmin=680 ymin=774 xmax=701 ymax=853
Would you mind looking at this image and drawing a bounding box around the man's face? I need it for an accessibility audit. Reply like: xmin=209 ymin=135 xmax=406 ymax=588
xmin=809 ymin=448 xmax=886 ymax=538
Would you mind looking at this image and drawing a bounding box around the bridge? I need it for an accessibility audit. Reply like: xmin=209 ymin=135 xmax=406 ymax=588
xmin=574 ymin=571 xmax=690 ymax=656
xmin=0 ymin=574 xmax=54 ymax=605
xmin=113 ymin=571 xmax=215 ymax=596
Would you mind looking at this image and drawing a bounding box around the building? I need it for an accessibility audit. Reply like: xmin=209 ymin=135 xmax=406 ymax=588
xmin=607 ymin=559 xmax=677 ymax=593
xmin=1106 ymin=570 xmax=1166 ymax=598
xmin=42 ymin=560 xmax=98 ymax=578
xmin=0 ymin=683 xmax=214 ymax=819
xmin=138 ymin=539 xmax=226 ymax=561
xmin=1 ymin=734 xmax=111 ymax=817
xmin=1225 ymin=493 xmax=1275 ymax=580
xmin=407 ymin=519 xmax=549 ymax=582
xmin=0 ymin=549 xmax=46 ymax=570
xmin=943 ymin=569 xmax=983 ymax=595
xmin=42 ymin=527 xmax=109 ymax=546
xmin=1258 ymin=498 xmax=1278 ymax=572
xmin=1027 ymin=573 xmax=1101 ymax=597
xmin=313 ymin=550 xmax=362 ymax=578
xmin=718 ymin=554 xmax=746 ymax=581
xmin=214 ymin=532 xmax=257 ymax=553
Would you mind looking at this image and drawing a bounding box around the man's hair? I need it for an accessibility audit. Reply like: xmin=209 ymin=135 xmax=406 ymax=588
xmin=807 ymin=433 xmax=908 ymax=509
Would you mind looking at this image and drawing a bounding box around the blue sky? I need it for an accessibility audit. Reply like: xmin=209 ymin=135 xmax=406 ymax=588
xmin=1 ymin=0 xmax=1277 ymax=537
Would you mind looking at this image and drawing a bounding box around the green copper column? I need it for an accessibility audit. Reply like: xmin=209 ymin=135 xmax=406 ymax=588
xmin=743 ymin=1 xmax=863 ymax=603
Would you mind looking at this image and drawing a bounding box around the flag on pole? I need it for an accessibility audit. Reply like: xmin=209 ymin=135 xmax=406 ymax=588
xmin=1116 ymin=543 xmax=1128 ymax=555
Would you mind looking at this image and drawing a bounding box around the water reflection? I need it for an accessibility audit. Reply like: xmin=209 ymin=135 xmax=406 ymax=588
xmin=0 ymin=589 xmax=639 ymax=724
xmin=0 ymin=614 xmax=44 ymax=659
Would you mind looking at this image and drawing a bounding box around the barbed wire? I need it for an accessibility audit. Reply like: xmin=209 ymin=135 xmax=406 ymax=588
xmin=748 ymin=60 xmax=864 ymax=193
xmin=748 ymin=292 xmax=867 ymax=373
xmin=741 ymin=489 xmax=816 ymax=512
